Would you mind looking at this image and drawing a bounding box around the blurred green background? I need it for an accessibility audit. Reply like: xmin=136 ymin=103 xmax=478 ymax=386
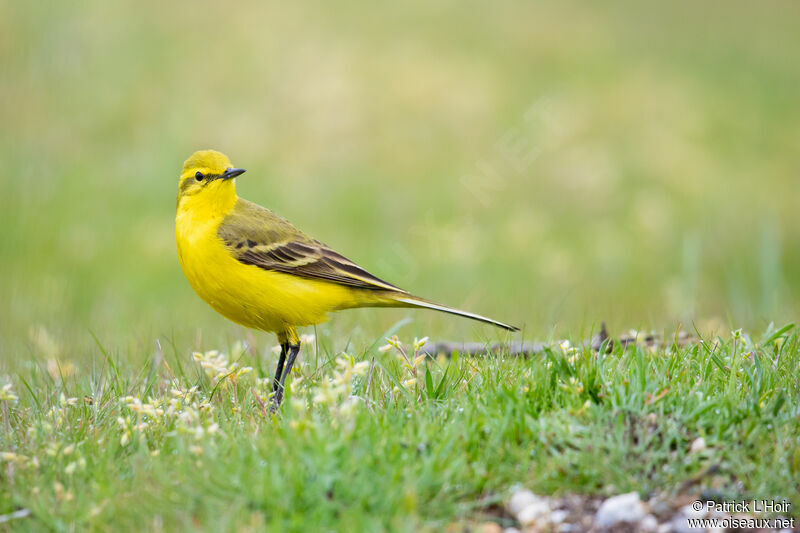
xmin=2 ymin=1 xmax=799 ymax=362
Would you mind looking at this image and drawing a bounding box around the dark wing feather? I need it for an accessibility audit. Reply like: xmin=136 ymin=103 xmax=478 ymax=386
xmin=218 ymin=199 xmax=405 ymax=293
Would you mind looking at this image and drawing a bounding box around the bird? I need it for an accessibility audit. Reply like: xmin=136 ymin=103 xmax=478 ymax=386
xmin=175 ymin=150 xmax=519 ymax=408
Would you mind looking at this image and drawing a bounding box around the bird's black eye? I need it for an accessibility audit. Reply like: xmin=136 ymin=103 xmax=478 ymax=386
xmin=195 ymin=171 xmax=204 ymax=181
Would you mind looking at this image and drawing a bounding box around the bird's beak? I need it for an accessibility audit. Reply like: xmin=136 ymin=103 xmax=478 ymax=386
xmin=220 ymin=168 xmax=246 ymax=180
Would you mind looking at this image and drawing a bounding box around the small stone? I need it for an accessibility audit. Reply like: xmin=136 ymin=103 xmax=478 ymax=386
xmin=690 ymin=437 xmax=706 ymax=453
xmin=508 ymin=490 xmax=551 ymax=527
xmin=517 ymin=498 xmax=550 ymax=526
xmin=504 ymin=529 xmax=521 ymax=533
xmin=647 ymin=495 xmax=672 ymax=516
xmin=508 ymin=490 xmax=539 ymax=517
xmin=549 ymin=509 xmax=568 ymax=524
xmin=595 ymin=492 xmax=647 ymax=527
xmin=640 ymin=514 xmax=659 ymax=532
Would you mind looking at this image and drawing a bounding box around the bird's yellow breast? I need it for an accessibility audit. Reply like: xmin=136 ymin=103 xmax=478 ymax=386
xmin=175 ymin=199 xmax=365 ymax=333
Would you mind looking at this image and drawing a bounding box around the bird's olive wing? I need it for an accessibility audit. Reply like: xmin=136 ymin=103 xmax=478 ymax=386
xmin=218 ymin=200 xmax=405 ymax=293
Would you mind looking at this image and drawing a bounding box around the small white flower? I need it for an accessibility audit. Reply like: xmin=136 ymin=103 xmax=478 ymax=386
xmin=1 ymin=452 xmax=22 ymax=462
xmin=382 ymin=335 xmax=402 ymax=351
xmin=59 ymin=393 xmax=78 ymax=407
xmin=413 ymin=336 xmax=429 ymax=351
xmin=0 ymin=383 xmax=18 ymax=402
xmin=353 ymin=361 xmax=370 ymax=376
xmin=402 ymin=378 xmax=417 ymax=388
xmin=690 ymin=437 xmax=706 ymax=453
xmin=235 ymin=366 xmax=253 ymax=378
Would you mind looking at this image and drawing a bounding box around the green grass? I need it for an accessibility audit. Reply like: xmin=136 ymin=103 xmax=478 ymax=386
xmin=2 ymin=1 xmax=800 ymax=352
xmin=2 ymin=325 xmax=799 ymax=531
xmin=3 ymin=0 xmax=800 ymax=530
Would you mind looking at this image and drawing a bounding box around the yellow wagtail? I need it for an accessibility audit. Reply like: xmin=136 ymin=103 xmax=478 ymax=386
xmin=175 ymin=150 xmax=518 ymax=406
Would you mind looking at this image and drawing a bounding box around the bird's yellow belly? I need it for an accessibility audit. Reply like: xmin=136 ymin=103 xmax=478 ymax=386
xmin=176 ymin=223 xmax=364 ymax=333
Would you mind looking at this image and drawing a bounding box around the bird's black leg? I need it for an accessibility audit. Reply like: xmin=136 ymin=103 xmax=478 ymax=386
xmin=271 ymin=342 xmax=301 ymax=409
xmin=272 ymin=342 xmax=289 ymax=394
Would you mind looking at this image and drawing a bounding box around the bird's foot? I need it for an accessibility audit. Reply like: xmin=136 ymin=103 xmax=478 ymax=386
xmin=268 ymin=342 xmax=301 ymax=412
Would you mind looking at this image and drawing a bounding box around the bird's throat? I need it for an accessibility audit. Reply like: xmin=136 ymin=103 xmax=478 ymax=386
xmin=177 ymin=181 xmax=237 ymax=221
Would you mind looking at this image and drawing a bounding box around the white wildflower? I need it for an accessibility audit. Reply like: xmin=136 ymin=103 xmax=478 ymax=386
xmin=1 ymin=452 xmax=25 ymax=463
xmin=193 ymin=349 xmax=252 ymax=385
xmin=0 ymin=383 xmax=18 ymax=402
xmin=353 ymin=361 xmax=370 ymax=376
xmin=413 ymin=336 xmax=429 ymax=351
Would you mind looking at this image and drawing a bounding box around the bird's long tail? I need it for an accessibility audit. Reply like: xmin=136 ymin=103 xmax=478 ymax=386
xmin=391 ymin=295 xmax=519 ymax=332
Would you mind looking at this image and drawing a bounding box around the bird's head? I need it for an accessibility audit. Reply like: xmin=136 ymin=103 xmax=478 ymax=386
xmin=177 ymin=150 xmax=246 ymax=209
